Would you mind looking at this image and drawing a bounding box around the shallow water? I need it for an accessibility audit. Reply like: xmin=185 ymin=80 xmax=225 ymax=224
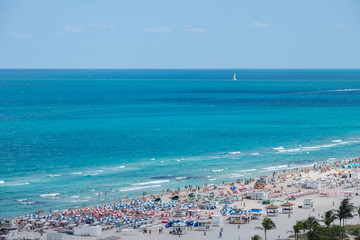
xmin=1 ymin=69 xmax=360 ymax=217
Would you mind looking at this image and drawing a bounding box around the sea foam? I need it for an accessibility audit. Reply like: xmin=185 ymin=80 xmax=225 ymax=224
xmin=272 ymin=146 xmax=285 ymax=150
xmin=40 ymin=193 xmax=59 ymax=198
xmin=329 ymin=89 xmax=360 ymax=92
xmin=261 ymin=165 xmax=288 ymax=171
xmin=131 ymin=180 xmax=169 ymax=186
xmin=241 ymin=168 xmax=257 ymax=172
xmin=114 ymin=165 xmax=125 ymax=169
xmin=47 ymin=174 xmax=61 ymax=178
xmin=118 ymin=185 xmax=162 ymax=192
xmin=10 ymin=182 xmax=30 ymax=186
xmin=274 ymin=140 xmax=358 ymax=153
xmin=175 ymin=177 xmax=187 ymax=180
xmin=229 ymin=173 xmax=245 ymax=178
xmin=228 ymin=151 xmax=241 ymax=155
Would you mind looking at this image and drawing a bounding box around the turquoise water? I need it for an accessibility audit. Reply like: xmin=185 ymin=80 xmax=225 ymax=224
xmin=1 ymin=69 xmax=360 ymax=217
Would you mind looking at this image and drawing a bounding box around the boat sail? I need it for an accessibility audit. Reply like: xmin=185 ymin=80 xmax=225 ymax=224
xmin=232 ymin=72 xmax=237 ymax=81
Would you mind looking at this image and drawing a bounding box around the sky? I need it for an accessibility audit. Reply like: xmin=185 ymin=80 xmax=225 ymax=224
xmin=0 ymin=0 xmax=359 ymax=69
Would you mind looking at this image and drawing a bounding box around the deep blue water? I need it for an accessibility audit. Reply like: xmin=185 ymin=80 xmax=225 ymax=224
xmin=1 ymin=69 xmax=360 ymax=217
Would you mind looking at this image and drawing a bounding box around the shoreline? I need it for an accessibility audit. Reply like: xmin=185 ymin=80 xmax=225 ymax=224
xmin=3 ymin=157 xmax=356 ymax=220
xmin=4 ymin=157 xmax=360 ymax=239
xmin=5 ymin=157 xmax=355 ymax=219
xmin=3 ymin=136 xmax=360 ymax=219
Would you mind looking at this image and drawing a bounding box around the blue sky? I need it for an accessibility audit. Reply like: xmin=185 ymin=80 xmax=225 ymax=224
xmin=0 ymin=0 xmax=359 ymax=68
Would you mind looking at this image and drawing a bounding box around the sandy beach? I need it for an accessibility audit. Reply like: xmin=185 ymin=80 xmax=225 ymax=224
xmin=3 ymin=159 xmax=360 ymax=240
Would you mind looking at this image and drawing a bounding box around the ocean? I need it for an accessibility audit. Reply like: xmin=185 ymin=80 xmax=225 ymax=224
xmin=1 ymin=69 xmax=360 ymax=217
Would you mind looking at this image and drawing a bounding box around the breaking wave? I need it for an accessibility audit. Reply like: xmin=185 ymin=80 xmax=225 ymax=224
xmin=131 ymin=180 xmax=170 ymax=186
xmin=273 ymin=140 xmax=359 ymax=153
xmin=118 ymin=185 xmax=162 ymax=192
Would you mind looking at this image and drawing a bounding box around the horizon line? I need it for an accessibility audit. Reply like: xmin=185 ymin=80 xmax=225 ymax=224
xmin=0 ymin=67 xmax=360 ymax=70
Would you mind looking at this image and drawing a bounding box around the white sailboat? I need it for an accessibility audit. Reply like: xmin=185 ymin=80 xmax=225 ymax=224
xmin=232 ymin=72 xmax=237 ymax=81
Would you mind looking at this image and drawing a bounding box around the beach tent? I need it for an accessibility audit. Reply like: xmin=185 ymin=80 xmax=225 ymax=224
xmin=228 ymin=212 xmax=251 ymax=224
xmin=197 ymin=217 xmax=211 ymax=231
xmin=280 ymin=202 xmax=295 ymax=214
xmin=265 ymin=204 xmax=279 ymax=217
xmin=250 ymin=209 xmax=263 ymax=220
xmin=303 ymin=199 xmax=314 ymax=209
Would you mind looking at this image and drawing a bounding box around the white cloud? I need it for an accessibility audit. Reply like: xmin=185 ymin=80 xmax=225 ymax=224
xmin=8 ymin=31 xmax=31 ymax=39
xmin=58 ymin=23 xmax=115 ymax=36
xmin=143 ymin=26 xmax=171 ymax=33
xmin=251 ymin=22 xmax=271 ymax=28
xmin=333 ymin=24 xmax=347 ymax=29
xmin=184 ymin=26 xmax=206 ymax=33
xmin=8 ymin=31 xmax=51 ymax=42
xmin=87 ymin=23 xmax=115 ymax=29
xmin=62 ymin=24 xmax=83 ymax=33
xmin=57 ymin=24 xmax=83 ymax=36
